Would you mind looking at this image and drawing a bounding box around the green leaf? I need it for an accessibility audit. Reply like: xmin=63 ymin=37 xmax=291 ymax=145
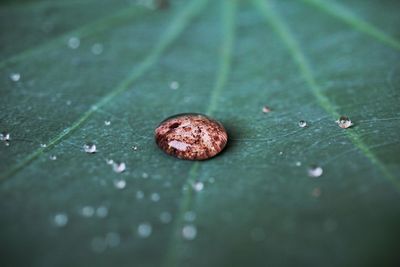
xmin=1 ymin=0 xmax=400 ymax=266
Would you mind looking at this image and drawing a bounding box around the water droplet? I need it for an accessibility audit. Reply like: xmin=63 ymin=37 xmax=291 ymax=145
xmin=298 ymin=120 xmax=307 ymax=128
xmin=49 ymin=155 xmax=57 ymax=161
xmin=40 ymin=143 xmax=47 ymax=148
xmin=137 ymin=222 xmax=152 ymax=238
xmin=336 ymin=116 xmax=353 ymax=129
xmin=183 ymin=211 xmax=196 ymax=222
xmin=91 ymin=43 xmax=104 ymax=55
xmin=155 ymin=113 xmax=228 ymax=160
xmin=66 ymin=100 xmax=72 ymax=106
xmin=9 ymin=73 xmax=21 ymax=82
xmin=308 ymin=165 xmax=323 ymax=178
xmin=262 ymin=106 xmax=271 ymax=113
xmin=0 ymin=132 xmax=10 ymax=141
xmin=160 ymin=211 xmax=172 ymax=224
xmin=142 ymin=172 xmax=149 ymax=179
xmin=81 ymin=206 xmax=95 ymax=217
xmin=295 ymin=161 xmax=302 ymax=167
xmin=83 ymin=143 xmax=97 ymax=154
xmin=91 ymin=237 xmax=106 ymax=253
xmin=112 ymin=162 xmax=126 ymax=173
xmin=312 ymin=187 xmax=321 ymax=197
xmin=114 ymin=179 xmax=126 ymax=189
xmin=106 ymin=159 xmax=114 ymax=165
xmin=169 ymin=81 xmax=179 ymax=90
xmin=105 ymin=232 xmax=120 ymax=247
xmin=136 ymin=190 xmax=144 ymax=200
xmin=68 ymin=37 xmax=80 ymax=49
xmin=192 ymin=181 xmax=204 ymax=192
xmin=182 ymin=224 xmax=197 ymax=240
xmin=132 ymin=146 xmax=138 ymax=151
xmin=104 ymin=120 xmax=111 ymax=126
xmin=150 ymin=193 xmax=160 ymax=202
xmin=279 ymin=151 xmax=283 ymax=156
xmin=53 ymin=212 xmax=68 ymax=227
xmin=96 ymin=206 xmax=108 ymax=218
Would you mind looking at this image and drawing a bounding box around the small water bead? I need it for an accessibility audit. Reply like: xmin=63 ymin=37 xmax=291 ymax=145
xmin=106 ymin=159 xmax=114 ymax=165
xmin=192 ymin=181 xmax=204 ymax=192
xmin=160 ymin=211 xmax=172 ymax=224
xmin=295 ymin=161 xmax=302 ymax=167
xmin=66 ymin=100 xmax=72 ymax=106
xmin=336 ymin=116 xmax=353 ymax=129
xmin=49 ymin=155 xmax=57 ymax=161
xmin=182 ymin=224 xmax=197 ymax=240
xmin=308 ymin=165 xmax=323 ymax=178
xmin=83 ymin=143 xmax=97 ymax=154
xmin=136 ymin=190 xmax=144 ymax=200
xmin=183 ymin=211 xmax=196 ymax=222
xmin=137 ymin=222 xmax=152 ymax=238
xmin=91 ymin=43 xmax=104 ymax=55
xmin=104 ymin=120 xmax=111 ymax=126
xmin=81 ymin=206 xmax=95 ymax=217
xmin=68 ymin=36 xmax=80 ymax=49
xmin=53 ymin=213 xmax=68 ymax=227
xmin=298 ymin=120 xmax=307 ymax=128
xmin=40 ymin=143 xmax=47 ymax=148
xmin=105 ymin=232 xmax=120 ymax=247
xmin=114 ymin=179 xmax=126 ymax=189
xmin=0 ymin=132 xmax=10 ymax=141
xmin=96 ymin=206 xmax=108 ymax=218
xmin=155 ymin=113 xmax=228 ymax=160
xmin=262 ymin=106 xmax=271 ymax=113
xmin=169 ymin=81 xmax=179 ymax=90
xmin=112 ymin=162 xmax=126 ymax=173
xmin=9 ymin=73 xmax=21 ymax=82
xmin=132 ymin=146 xmax=138 ymax=151
xmin=142 ymin=172 xmax=149 ymax=179
xmin=150 ymin=193 xmax=160 ymax=202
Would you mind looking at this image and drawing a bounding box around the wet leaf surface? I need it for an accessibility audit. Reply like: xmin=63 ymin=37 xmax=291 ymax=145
xmin=1 ymin=0 xmax=400 ymax=266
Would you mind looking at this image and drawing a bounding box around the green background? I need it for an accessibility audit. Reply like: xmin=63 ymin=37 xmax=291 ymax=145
xmin=1 ymin=0 xmax=400 ymax=266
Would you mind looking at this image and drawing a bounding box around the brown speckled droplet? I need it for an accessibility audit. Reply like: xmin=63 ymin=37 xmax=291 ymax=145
xmin=155 ymin=113 xmax=228 ymax=160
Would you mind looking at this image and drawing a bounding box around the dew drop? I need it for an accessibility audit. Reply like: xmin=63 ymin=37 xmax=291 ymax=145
xmin=91 ymin=43 xmax=104 ymax=55
xmin=112 ymin=162 xmax=126 ymax=173
xmin=169 ymin=81 xmax=179 ymax=90
xmin=68 ymin=37 xmax=80 ymax=49
xmin=308 ymin=165 xmax=323 ymax=178
xmin=53 ymin=212 xmax=68 ymax=227
xmin=160 ymin=211 xmax=172 ymax=224
xmin=150 ymin=193 xmax=160 ymax=202
xmin=104 ymin=120 xmax=111 ymax=126
xmin=295 ymin=161 xmax=302 ymax=167
xmin=142 ymin=172 xmax=149 ymax=179
xmin=132 ymin=146 xmax=138 ymax=151
xmin=9 ymin=73 xmax=21 ymax=82
xmin=298 ymin=120 xmax=307 ymax=128
xmin=66 ymin=100 xmax=72 ymax=106
xmin=83 ymin=143 xmax=97 ymax=154
xmin=136 ymin=190 xmax=144 ymax=200
xmin=106 ymin=159 xmax=114 ymax=165
xmin=182 ymin=224 xmax=197 ymax=240
xmin=336 ymin=116 xmax=353 ymax=129
xmin=137 ymin=222 xmax=152 ymax=238
xmin=40 ymin=143 xmax=47 ymax=148
xmin=49 ymin=155 xmax=57 ymax=161
xmin=81 ymin=206 xmax=95 ymax=217
xmin=96 ymin=206 xmax=109 ymax=218
xmin=114 ymin=179 xmax=126 ymax=189
xmin=105 ymin=232 xmax=120 ymax=247
xmin=192 ymin=181 xmax=204 ymax=192
xmin=183 ymin=211 xmax=196 ymax=222
xmin=262 ymin=106 xmax=271 ymax=113
xmin=0 ymin=132 xmax=10 ymax=141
